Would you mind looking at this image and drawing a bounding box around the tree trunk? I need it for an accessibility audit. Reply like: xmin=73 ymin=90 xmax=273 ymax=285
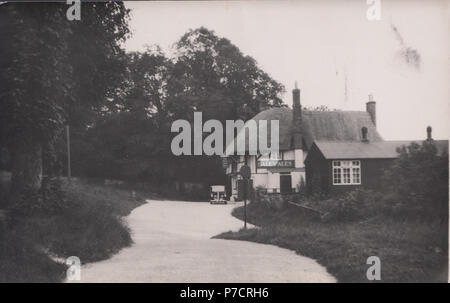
xmin=10 ymin=137 xmax=43 ymax=197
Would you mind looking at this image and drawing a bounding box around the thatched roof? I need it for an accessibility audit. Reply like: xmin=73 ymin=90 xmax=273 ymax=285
xmin=301 ymin=110 xmax=382 ymax=148
xmin=226 ymin=107 xmax=382 ymax=153
xmin=313 ymin=140 xmax=449 ymax=159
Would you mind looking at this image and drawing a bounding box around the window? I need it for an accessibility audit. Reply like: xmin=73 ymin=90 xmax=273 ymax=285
xmin=259 ymin=151 xmax=281 ymax=161
xmin=270 ymin=151 xmax=280 ymax=160
xmin=332 ymin=160 xmax=361 ymax=185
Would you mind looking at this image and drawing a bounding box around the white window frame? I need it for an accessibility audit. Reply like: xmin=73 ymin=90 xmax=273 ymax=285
xmin=270 ymin=151 xmax=281 ymax=160
xmin=332 ymin=160 xmax=361 ymax=185
xmin=259 ymin=151 xmax=281 ymax=161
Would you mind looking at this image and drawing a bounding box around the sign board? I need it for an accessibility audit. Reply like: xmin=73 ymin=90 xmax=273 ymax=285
xmin=211 ymin=185 xmax=225 ymax=192
xmin=237 ymin=179 xmax=253 ymax=201
xmin=221 ymin=157 xmax=228 ymax=170
xmin=257 ymin=160 xmax=295 ymax=168
xmin=239 ymin=165 xmax=251 ymax=179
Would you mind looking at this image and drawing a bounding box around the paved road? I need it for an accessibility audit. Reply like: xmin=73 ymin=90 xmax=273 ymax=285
xmin=73 ymin=200 xmax=336 ymax=282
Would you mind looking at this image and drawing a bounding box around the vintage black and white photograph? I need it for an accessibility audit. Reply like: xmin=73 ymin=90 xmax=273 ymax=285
xmin=0 ymin=0 xmax=448 ymax=286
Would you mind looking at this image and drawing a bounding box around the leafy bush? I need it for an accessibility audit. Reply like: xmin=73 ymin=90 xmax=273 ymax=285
xmin=382 ymin=140 xmax=448 ymax=220
xmin=320 ymin=189 xmax=382 ymax=222
xmin=9 ymin=177 xmax=70 ymax=216
xmin=0 ymin=178 xmax=146 ymax=281
xmin=0 ymin=227 xmax=66 ymax=282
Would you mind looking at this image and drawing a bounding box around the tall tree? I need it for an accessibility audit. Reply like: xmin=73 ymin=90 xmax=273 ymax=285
xmin=0 ymin=3 xmax=71 ymax=195
xmin=120 ymin=48 xmax=172 ymax=123
xmin=0 ymin=2 xmax=130 ymax=200
xmin=163 ymin=28 xmax=285 ymax=188
xmin=67 ymin=1 xmax=130 ymax=128
xmin=71 ymin=48 xmax=174 ymax=183
xmin=168 ymin=27 xmax=285 ymax=122
xmin=56 ymin=27 xmax=285 ymax=194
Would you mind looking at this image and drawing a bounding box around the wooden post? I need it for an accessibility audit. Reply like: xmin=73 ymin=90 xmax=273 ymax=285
xmin=239 ymin=165 xmax=251 ymax=230
xmin=66 ymin=125 xmax=71 ymax=182
xmin=244 ymin=178 xmax=247 ymax=229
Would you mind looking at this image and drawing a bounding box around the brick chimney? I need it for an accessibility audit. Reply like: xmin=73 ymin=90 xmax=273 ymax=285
xmin=292 ymin=81 xmax=302 ymax=149
xmin=366 ymin=93 xmax=376 ymax=126
xmin=426 ymin=126 xmax=432 ymax=141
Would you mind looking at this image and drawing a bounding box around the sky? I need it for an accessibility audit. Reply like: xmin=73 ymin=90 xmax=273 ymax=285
xmin=124 ymin=0 xmax=449 ymax=140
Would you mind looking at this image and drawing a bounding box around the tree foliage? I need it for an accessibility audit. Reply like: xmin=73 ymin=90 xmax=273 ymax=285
xmin=0 ymin=4 xmax=70 ymax=145
xmin=70 ymin=27 xmax=285 ymax=195
xmin=67 ymin=2 xmax=130 ymax=127
xmin=0 ymin=2 xmax=130 ymax=203
xmin=0 ymin=7 xmax=285 ymax=203
xmin=168 ymin=27 xmax=285 ymax=122
xmin=382 ymin=140 xmax=448 ymax=220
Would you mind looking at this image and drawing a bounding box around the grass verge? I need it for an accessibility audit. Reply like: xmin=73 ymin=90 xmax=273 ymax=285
xmin=216 ymin=201 xmax=448 ymax=282
xmin=0 ymin=176 xmax=149 ymax=282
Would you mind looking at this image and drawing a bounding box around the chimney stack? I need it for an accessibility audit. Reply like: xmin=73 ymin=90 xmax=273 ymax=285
xmin=366 ymin=93 xmax=376 ymax=126
xmin=426 ymin=126 xmax=432 ymax=141
xmin=292 ymin=82 xmax=302 ymax=149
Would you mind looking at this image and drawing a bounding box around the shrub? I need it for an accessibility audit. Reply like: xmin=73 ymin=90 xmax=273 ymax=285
xmin=0 ymin=227 xmax=66 ymax=282
xmin=321 ymin=189 xmax=383 ymax=222
xmin=8 ymin=177 xmax=69 ymax=216
xmin=382 ymin=140 xmax=448 ymax=220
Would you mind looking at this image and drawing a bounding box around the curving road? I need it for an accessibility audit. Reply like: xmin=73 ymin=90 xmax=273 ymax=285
xmin=72 ymin=200 xmax=336 ymax=283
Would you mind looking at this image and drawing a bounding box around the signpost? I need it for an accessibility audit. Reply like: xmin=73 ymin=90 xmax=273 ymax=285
xmin=239 ymin=165 xmax=251 ymax=229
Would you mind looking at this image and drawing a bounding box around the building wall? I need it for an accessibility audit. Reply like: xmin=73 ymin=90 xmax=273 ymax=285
xmin=227 ymin=148 xmax=307 ymax=199
xmin=267 ymin=171 xmax=280 ymax=191
xmin=305 ymin=145 xmax=396 ymax=195
xmin=326 ymin=158 xmax=395 ymax=195
xmin=305 ymin=145 xmax=329 ymax=194
xmin=253 ymin=171 xmax=268 ymax=188
xmin=292 ymin=171 xmax=305 ymax=191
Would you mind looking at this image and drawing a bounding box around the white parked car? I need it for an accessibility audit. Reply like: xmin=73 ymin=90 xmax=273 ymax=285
xmin=210 ymin=185 xmax=227 ymax=204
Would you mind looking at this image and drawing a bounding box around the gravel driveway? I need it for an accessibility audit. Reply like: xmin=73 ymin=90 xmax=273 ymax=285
xmin=72 ymin=200 xmax=336 ymax=282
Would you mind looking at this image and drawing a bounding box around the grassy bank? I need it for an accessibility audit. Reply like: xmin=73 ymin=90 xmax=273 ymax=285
xmin=216 ymin=201 xmax=448 ymax=282
xmin=0 ymin=175 xmax=149 ymax=282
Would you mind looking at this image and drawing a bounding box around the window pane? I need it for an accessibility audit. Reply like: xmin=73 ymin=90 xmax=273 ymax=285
xmin=270 ymin=151 xmax=279 ymax=160
xmin=333 ymin=168 xmax=341 ymax=184
xmin=332 ymin=160 xmax=361 ymax=185
xmin=352 ymin=167 xmax=360 ymax=184
xmin=343 ymin=168 xmax=351 ymax=183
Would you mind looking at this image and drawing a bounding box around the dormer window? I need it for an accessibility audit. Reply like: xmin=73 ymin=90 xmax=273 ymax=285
xmin=361 ymin=127 xmax=368 ymax=142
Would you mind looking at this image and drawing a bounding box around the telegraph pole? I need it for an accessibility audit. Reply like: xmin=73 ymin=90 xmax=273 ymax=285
xmin=66 ymin=125 xmax=71 ymax=182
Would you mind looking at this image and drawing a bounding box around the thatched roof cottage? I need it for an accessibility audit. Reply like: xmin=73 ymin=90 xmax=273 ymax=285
xmin=224 ymin=84 xmax=448 ymax=200
xmin=223 ymin=84 xmax=382 ymax=200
